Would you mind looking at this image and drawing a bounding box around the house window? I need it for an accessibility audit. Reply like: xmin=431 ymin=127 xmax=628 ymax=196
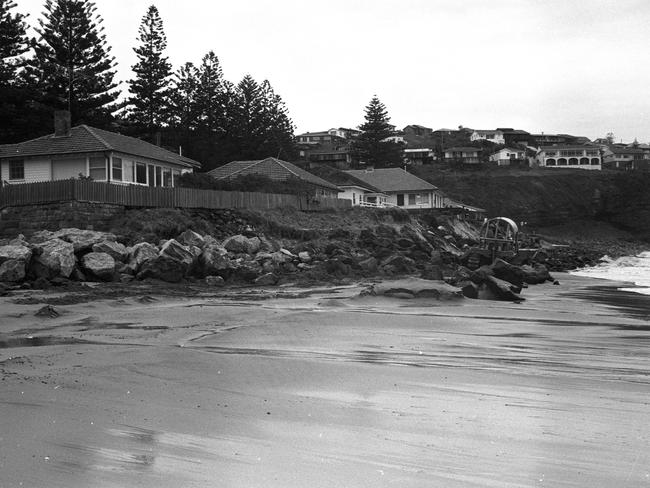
xmin=148 ymin=165 xmax=155 ymax=187
xmin=135 ymin=163 xmax=147 ymax=184
xmin=123 ymin=159 xmax=134 ymax=182
xmin=408 ymin=194 xmax=416 ymax=205
xmin=155 ymin=166 xmax=162 ymax=187
xmin=162 ymin=168 xmax=172 ymax=187
xmin=112 ymin=157 xmax=123 ymax=181
xmin=420 ymin=193 xmax=429 ymax=204
xmin=9 ymin=160 xmax=24 ymax=180
xmin=171 ymin=169 xmax=180 ymax=187
xmin=89 ymin=156 xmax=107 ymax=180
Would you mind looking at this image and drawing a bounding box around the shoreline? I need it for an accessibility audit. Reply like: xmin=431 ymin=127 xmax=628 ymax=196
xmin=1 ymin=273 xmax=649 ymax=487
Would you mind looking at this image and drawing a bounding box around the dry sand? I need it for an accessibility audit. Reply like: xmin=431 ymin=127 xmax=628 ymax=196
xmin=0 ymin=275 xmax=649 ymax=487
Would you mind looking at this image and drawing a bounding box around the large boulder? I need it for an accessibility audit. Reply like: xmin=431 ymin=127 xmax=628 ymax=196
xmin=92 ymin=240 xmax=128 ymax=262
xmin=520 ymin=264 xmax=553 ymax=284
xmin=199 ymin=245 xmax=232 ymax=277
xmin=254 ymin=272 xmax=278 ymax=286
xmin=380 ymin=254 xmax=417 ymax=274
xmin=459 ymin=281 xmax=479 ymax=299
xmin=271 ymin=250 xmax=294 ymax=264
xmin=482 ymin=276 xmax=524 ymax=302
xmin=231 ymin=260 xmax=263 ymax=282
xmin=54 ymin=228 xmax=117 ymax=252
xmin=470 ymin=265 xmax=494 ymax=284
xmin=0 ymin=244 xmax=32 ymax=264
xmin=223 ymin=235 xmax=261 ymax=254
xmin=159 ymin=239 xmax=194 ymax=266
xmin=205 ymin=275 xmax=225 ymax=287
xmin=364 ymin=278 xmax=464 ymax=300
xmin=326 ymin=259 xmax=351 ymax=277
xmin=177 ymin=230 xmax=205 ymax=248
xmin=0 ymin=259 xmax=26 ymax=283
xmin=491 ymin=259 xmax=525 ymax=288
xmin=128 ymin=242 xmax=159 ymax=272
xmin=81 ymin=252 xmax=116 ymax=281
xmin=137 ymin=255 xmax=187 ymax=283
xmin=358 ymin=256 xmax=378 ymax=273
xmin=30 ymin=238 xmax=75 ymax=279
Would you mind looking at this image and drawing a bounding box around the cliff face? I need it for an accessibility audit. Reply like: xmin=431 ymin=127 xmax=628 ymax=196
xmin=426 ymin=170 xmax=650 ymax=240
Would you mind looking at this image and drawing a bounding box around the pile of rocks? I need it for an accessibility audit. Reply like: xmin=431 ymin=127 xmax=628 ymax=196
xmin=0 ymin=224 xmax=453 ymax=290
xmin=448 ymin=258 xmax=555 ymax=302
xmin=0 ymin=223 xmax=555 ymax=302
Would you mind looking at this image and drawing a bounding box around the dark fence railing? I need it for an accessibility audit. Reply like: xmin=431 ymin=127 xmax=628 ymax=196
xmin=0 ymin=180 xmax=351 ymax=211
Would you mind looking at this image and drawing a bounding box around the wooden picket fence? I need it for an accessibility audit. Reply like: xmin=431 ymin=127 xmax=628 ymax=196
xmin=0 ymin=180 xmax=351 ymax=211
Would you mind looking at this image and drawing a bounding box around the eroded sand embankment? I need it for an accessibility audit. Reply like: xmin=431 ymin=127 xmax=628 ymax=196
xmin=0 ymin=275 xmax=649 ymax=487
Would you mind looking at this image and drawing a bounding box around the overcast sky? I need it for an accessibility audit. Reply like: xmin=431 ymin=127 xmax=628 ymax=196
xmin=19 ymin=0 xmax=650 ymax=141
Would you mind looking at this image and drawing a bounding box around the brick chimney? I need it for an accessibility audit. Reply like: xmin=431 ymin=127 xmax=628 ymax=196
xmin=53 ymin=110 xmax=71 ymax=137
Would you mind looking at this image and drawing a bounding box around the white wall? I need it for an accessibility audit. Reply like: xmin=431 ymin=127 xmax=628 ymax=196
xmin=389 ymin=191 xmax=445 ymax=209
xmin=339 ymin=187 xmax=367 ymax=205
xmin=1 ymin=157 xmax=52 ymax=183
xmin=52 ymin=157 xmax=86 ymax=180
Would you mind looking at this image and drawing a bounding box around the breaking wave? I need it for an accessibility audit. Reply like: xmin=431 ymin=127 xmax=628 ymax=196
xmin=571 ymin=251 xmax=650 ymax=295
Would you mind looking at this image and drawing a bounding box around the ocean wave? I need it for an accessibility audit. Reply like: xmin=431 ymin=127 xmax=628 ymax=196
xmin=570 ymin=251 xmax=650 ymax=295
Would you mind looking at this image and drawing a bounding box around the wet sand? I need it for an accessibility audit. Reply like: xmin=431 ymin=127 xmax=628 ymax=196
xmin=0 ymin=274 xmax=649 ymax=487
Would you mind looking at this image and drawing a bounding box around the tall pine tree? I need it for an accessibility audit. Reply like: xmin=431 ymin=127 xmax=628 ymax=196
xmin=351 ymin=96 xmax=403 ymax=167
xmin=191 ymin=51 xmax=229 ymax=169
xmin=125 ymin=4 xmax=171 ymax=141
xmin=230 ymin=75 xmax=295 ymax=162
xmin=0 ymin=0 xmax=29 ymax=84
xmin=28 ymin=0 xmax=119 ymax=128
xmin=167 ymin=61 xmax=199 ymax=156
xmin=0 ymin=0 xmax=36 ymax=142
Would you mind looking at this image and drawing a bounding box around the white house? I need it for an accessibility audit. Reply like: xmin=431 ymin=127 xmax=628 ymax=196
xmin=489 ymin=147 xmax=525 ymax=166
xmin=471 ymin=130 xmax=505 ymax=145
xmin=444 ymin=147 xmax=480 ymax=164
xmin=0 ymin=112 xmax=200 ymax=186
xmin=345 ymin=168 xmax=445 ymax=209
xmin=536 ymin=145 xmax=601 ymax=170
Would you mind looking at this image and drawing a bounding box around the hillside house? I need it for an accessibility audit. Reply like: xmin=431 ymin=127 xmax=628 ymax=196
xmin=499 ymin=129 xmax=531 ymax=146
xmin=444 ymin=147 xmax=480 ymax=164
xmin=403 ymin=125 xmax=433 ymax=137
xmin=489 ymin=147 xmax=526 ymax=166
xmin=403 ymin=147 xmax=434 ymax=165
xmin=0 ymin=112 xmax=200 ymax=186
xmin=602 ymin=146 xmax=648 ymax=170
xmin=470 ymin=130 xmax=505 ymax=145
xmin=309 ymin=166 xmax=389 ymax=207
xmin=207 ymin=157 xmax=340 ymax=198
xmin=296 ymin=128 xmax=357 ymax=169
xmin=536 ymin=145 xmax=601 ymax=169
xmin=345 ymin=168 xmax=444 ymax=209
xmin=530 ymin=133 xmax=581 ymax=147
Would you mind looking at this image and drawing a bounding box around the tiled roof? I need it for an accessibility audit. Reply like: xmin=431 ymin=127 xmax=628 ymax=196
xmin=491 ymin=147 xmax=524 ymax=156
xmin=608 ymin=146 xmax=645 ymax=155
xmin=445 ymin=147 xmax=479 ymax=152
xmin=539 ymin=145 xmax=598 ymax=151
xmin=307 ymin=166 xmax=383 ymax=193
xmin=0 ymin=125 xmax=201 ymax=168
xmin=296 ymin=131 xmax=331 ymax=137
xmin=344 ymin=168 xmax=438 ymax=193
xmin=207 ymin=157 xmax=340 ymax=191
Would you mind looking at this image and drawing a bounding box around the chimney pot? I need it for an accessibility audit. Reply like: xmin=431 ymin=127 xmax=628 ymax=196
xmin=54 ymin=110 xmax=71 ymax=137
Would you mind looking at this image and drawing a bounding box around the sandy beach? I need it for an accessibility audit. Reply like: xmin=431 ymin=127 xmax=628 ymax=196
xmin=0 ymin=274 xmax=649 ymax=488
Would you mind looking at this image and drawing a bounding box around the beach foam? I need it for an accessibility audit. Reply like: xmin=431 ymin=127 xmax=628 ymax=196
xmin=571 ymin=251 xmax=650 ymax=295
